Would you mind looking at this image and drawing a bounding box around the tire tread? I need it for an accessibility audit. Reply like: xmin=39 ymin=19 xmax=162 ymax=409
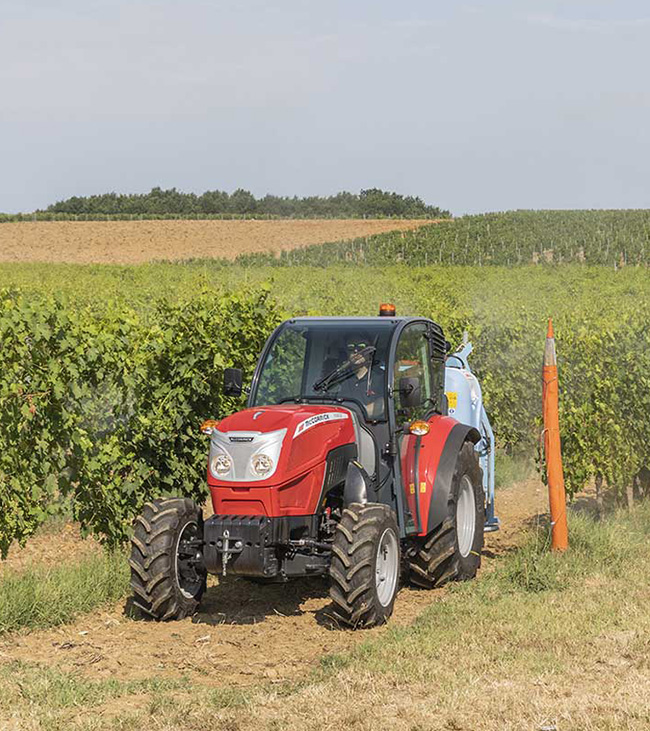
xmin=329 ymin=503 xmax=399 ymax=629
xmin=129 ymin=497 xmax=206 ymax=621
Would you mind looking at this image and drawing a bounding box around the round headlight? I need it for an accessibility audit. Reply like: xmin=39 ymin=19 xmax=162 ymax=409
xmin=211 ymin=454 xmax=232 ymax=476
xmin=251 ymin=453 xmax=274 ymax=477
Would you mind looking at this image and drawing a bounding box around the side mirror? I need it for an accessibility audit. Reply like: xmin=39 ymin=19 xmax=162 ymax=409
xmin=398 ymin=376 xmax=421 ymax=409
xmin=223 ymin=367 xmax=243 ymax=397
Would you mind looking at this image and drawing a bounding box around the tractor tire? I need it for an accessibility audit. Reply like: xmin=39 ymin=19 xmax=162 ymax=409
xmin=329 ymin=502 xmax=400 ymax=629
xmin=409 ymin=440 xmax=484 ymax=589
xmin=129 ymin=497 xmax=206 ymax=621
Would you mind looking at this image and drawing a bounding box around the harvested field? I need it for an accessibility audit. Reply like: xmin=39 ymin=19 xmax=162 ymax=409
xmin=0 ymin=219 xmax=439 ymax=264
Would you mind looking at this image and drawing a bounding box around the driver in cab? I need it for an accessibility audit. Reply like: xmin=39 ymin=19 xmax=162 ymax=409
xmin=332 ymin=334 xmax=384 ymax=419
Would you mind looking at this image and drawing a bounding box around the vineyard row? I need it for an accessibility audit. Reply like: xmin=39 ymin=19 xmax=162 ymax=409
xmin=235 ymin=209 xmax=650 ymax=268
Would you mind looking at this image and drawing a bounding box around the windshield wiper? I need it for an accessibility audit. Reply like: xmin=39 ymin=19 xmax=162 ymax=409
xmin=312 ymin=346 xmax=376 ymax=392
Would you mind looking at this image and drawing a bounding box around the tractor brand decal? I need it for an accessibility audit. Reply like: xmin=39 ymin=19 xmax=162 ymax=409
xmin=294 ymin=412 xmax=348 ymax=438
xmin=229 ymin=436 xmax=254 ymax=443
xmin=446 ymin=391 xmax=458 ymax=409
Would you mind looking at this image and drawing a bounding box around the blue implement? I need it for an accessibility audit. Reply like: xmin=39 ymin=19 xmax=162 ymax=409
xmin=445 ymin=341 xmax=500 ymax=532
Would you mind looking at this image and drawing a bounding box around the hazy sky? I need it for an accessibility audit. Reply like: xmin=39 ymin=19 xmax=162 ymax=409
xmin=1 ymin=0 xmax=649 ymax=214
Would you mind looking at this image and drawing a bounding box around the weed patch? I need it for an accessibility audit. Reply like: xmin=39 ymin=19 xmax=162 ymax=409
xmin=0 ymin=549 xmax=129 ymax=634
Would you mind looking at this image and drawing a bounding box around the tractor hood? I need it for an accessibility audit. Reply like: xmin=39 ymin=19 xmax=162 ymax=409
xmin=208 ymin=404 xmax=356 ymax=486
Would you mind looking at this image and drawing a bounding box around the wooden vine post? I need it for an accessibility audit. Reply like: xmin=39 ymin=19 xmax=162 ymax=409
xmin=542 ymin=319 xmax=569 ymax=551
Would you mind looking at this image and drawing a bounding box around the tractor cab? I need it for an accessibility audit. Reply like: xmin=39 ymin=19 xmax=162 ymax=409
xmin=129 ymin=306 xmax=497 ymax=629
xmin=223 ymin=314 xmax=450 ymax=522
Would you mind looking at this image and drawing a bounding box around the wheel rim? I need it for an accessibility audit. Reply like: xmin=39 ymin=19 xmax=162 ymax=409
xmin=456 ymin=475 xmax=477 ymax=558
xmin=174 ymin=520 xmax=204 ymax=599
xmin=375 ymin=528 xmax=399 ymax=607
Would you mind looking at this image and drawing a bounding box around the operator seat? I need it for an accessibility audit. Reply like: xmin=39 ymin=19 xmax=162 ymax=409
xmin=346 ymin=409 xmax=378 ymax=479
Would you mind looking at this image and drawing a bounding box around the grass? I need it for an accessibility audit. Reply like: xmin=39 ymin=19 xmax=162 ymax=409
xmin=494 ymin=451 xmax=536 ymax=489
xmin=2 ymin=504 xmax=650 ymax=729
xmin=489 ymin=507 xmax=637 ymax=593
xmin=0 ymin=549 xmax=129 ymax=634
xmin=0 ymin=661 xmax=188 ymax=710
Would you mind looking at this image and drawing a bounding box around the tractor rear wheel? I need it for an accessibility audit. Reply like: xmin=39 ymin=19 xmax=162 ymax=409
xmin=129 ymin=498 xmax=206 ymax=621
xmin=329 ymin=502 xmax=400 ymax=629
xmin=409 ymin=440 xmax=484 ymax=589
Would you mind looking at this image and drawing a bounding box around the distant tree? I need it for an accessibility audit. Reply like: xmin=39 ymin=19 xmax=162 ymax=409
xmin=199 ymin=190 xmax=229 ymax=214
xmin=229 ymin=189 xmax=257 ymax=214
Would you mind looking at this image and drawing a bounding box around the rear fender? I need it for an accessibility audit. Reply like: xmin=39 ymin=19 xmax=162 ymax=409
xmin=417 ymin=417 xmax=480 ymax=536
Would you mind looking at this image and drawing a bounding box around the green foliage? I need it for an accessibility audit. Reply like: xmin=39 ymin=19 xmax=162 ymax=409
xmin=235 ymin=209 xmax=650 ymax=268
xmin=0 ymin=187 xmax=449 ymax=220
xmin=2 ymin=261 xmax=650 ymax=554
xmin=208 ymin=686 xmax=252 ymax=710
xmin=0 ymin=287 xmax=281 ymax=553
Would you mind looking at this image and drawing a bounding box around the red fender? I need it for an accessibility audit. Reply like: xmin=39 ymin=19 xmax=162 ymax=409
xmin=402 ymin=415 xmax=480 ymax=536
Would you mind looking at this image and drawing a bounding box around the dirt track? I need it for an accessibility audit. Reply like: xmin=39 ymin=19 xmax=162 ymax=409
xmin=0 ymin=479 xmax=547 ymax=688
xmin=0 ymin=219 xmax=440 ymax=264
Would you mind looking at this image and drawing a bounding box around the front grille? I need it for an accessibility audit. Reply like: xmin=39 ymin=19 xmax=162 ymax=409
xmin=210 ymin=428 xmax=287 ymax=481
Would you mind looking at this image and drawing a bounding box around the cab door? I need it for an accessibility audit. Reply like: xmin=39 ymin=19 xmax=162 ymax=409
xmin=393 ymin=322 xmax=441 ymax=533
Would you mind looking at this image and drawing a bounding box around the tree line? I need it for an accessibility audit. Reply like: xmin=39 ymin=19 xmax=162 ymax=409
xmin=42 ymin=187 xmax=450 ymax=219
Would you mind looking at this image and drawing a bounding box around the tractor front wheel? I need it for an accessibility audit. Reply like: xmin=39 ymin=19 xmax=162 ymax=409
xmin=409 ymin=440 xmax=484 ymax=589
xmin=329 ymin=503 xmax=400 ymax=629
xmin=129 ymin=498 xmax=206 ymax=621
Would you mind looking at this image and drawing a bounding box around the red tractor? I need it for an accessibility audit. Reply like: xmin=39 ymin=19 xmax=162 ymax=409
xmin=130 ymin=306 xmax=493 ymax=628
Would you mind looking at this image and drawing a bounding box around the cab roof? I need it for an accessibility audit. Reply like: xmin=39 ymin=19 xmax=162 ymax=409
xmin=287 ymin=316 xmax=423 ymax=324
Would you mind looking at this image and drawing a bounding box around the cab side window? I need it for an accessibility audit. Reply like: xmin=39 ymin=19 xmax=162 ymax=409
xmin=393 ymin=323 xmax=433 ymax=420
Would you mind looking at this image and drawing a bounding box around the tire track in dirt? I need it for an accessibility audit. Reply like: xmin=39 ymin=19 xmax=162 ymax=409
xmin=0 ymin=479 xmax=547 ymax=687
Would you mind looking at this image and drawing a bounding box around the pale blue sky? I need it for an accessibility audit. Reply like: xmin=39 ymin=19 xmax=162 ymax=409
xmin=1 ymin=0 xmax=649 ymax=214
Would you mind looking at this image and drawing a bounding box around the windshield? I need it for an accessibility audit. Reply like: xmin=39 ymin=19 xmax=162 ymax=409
xmin=251 ymin=320 xmax=397 ymax=420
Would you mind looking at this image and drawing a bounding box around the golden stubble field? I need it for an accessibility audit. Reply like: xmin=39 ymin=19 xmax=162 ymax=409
xmin=0 ymin=219 xmax=440 ymax=264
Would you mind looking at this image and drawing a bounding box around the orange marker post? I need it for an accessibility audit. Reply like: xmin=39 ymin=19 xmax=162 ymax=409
xmin=542 ymin=319 xmax=569 ymax=551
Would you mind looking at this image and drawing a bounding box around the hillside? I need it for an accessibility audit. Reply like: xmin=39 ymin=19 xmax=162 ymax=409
xmin=237 ymin=209 xmax=650 ymax=268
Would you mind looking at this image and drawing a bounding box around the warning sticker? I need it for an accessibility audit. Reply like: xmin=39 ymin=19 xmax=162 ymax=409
xmin=294 ymin=411 xmax=348 ymax=438
xmin=446 ymin=391 xmax=458 ymax=409
xmin=420 ymin=482 xmax=427 ymax=493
